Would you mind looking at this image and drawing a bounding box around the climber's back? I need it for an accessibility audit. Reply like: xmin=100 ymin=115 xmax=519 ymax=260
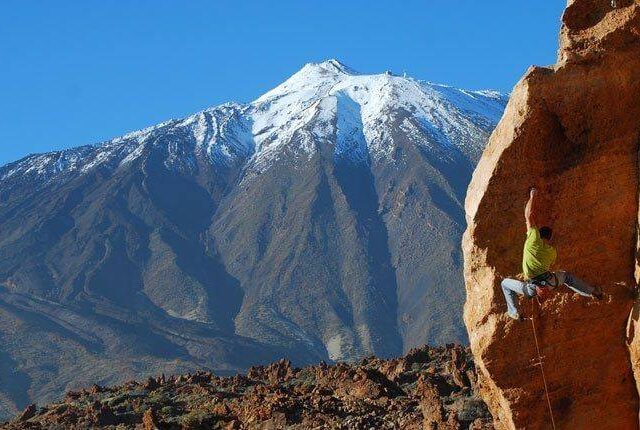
xmin=522 ymin=226 xmax=556 ymax=279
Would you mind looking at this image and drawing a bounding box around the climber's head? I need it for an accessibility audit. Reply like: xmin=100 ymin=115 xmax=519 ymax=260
xmin=539 ymin=226 xmax=553 ymax=241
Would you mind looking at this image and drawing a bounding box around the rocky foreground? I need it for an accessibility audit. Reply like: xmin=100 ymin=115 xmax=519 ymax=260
xmin=1 ymin=345 xmax=492 ymax=429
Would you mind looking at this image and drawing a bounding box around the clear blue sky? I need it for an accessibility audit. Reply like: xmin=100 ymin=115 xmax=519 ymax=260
xmin=0 ymin=1 xmax=565 ymax=167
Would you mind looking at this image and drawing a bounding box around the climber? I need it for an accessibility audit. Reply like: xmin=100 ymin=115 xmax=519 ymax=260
xmin=500 ymin=187 xmax=603 ymax=320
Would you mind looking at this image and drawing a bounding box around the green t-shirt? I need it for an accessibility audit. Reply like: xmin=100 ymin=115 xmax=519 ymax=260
xmin=522 ymin=228 xmax=556 ymax=279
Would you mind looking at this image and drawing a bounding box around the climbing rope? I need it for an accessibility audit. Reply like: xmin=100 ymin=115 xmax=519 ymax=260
xmin=527 ymin=299 xmax=557 ymax=430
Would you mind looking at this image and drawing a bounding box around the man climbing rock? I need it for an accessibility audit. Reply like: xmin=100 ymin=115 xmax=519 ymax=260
xmin=500 ymin=187 xmax=603 ymax=320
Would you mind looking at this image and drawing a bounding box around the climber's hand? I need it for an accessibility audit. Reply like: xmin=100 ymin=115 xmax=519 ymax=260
xmin=529 ymin=187 xmax=538 ymax=197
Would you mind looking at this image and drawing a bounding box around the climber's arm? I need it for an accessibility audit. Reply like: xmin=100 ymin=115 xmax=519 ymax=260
xmin=525 ymin=188 xmax=537 ymax=230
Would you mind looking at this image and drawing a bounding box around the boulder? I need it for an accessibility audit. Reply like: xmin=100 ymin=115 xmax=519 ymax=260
xmin=15 ymin=404 xmax=37 ymax=422
xmin=463 ymin=0 xmax=640 ymax=428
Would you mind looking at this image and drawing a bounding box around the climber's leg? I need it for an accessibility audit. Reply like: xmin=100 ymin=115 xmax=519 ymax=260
xmin=554 ymin=270 xmax=599 ymax=297
xmin=501 ymin=278 xmax=535 ymax=317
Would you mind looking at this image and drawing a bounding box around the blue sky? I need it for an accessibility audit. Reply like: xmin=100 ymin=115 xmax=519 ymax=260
xmin=0 ymin=1 xmax=565 ymax=167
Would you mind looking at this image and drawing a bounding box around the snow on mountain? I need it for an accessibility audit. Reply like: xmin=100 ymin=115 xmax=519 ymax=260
xmin=0 ymin=60 xmax=506 ymax=183
xmin=247 ymin=59 xmax=505 ymax=167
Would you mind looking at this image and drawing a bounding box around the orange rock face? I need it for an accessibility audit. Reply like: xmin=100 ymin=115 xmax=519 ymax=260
xmin=463 ymin=1 xmax=640 ymax=429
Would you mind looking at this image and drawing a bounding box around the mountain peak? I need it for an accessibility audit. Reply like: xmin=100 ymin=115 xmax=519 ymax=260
xmin=279 ymin=59 xmax=359 ymax=86
xmin=251 ymin=59 xmax=357 ymax=107
xmin=304 ymin=59 xmax=358 ymax=75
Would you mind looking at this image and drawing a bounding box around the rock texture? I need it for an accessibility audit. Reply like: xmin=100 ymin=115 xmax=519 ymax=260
xmin=464 ymin=0 xmax=640 ymax=429
xmin=0 ymin=345 xmax=493 ymax=430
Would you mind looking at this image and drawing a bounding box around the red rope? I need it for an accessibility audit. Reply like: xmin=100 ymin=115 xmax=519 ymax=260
xmin=529 ymin=299 xmax=557 ymax=430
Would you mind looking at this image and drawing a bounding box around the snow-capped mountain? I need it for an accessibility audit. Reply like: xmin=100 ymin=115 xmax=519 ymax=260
xmin=0 ymin=60 xmax=506 ymax=419
xmin=2 ymin=59 xmax=503 ymax=183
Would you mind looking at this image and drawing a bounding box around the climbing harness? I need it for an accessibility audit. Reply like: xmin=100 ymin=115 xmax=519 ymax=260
xmin=527 ymin=299 xmax=557 ymax=430
xmin=529 ymin=271 xmax=558 ymax=287
xmin=528 ymin=271 xmax=558 ymax=303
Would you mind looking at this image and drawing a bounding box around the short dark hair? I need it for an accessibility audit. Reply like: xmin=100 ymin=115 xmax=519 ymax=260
xmin=539 ymin=226 xmax=552 ymax=240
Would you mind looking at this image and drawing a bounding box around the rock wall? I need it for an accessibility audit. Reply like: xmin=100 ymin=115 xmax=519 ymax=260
xmin=463 ymin=0 xmax=640 ymax=429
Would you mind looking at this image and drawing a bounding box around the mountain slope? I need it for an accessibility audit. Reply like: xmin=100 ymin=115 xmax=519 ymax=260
xmin=0 ymin=60 xmax=506 ymax=419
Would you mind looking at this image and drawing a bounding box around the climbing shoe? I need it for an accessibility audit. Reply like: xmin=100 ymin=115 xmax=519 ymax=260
xmin=506 ymin=311 xmax=521 ymax=321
